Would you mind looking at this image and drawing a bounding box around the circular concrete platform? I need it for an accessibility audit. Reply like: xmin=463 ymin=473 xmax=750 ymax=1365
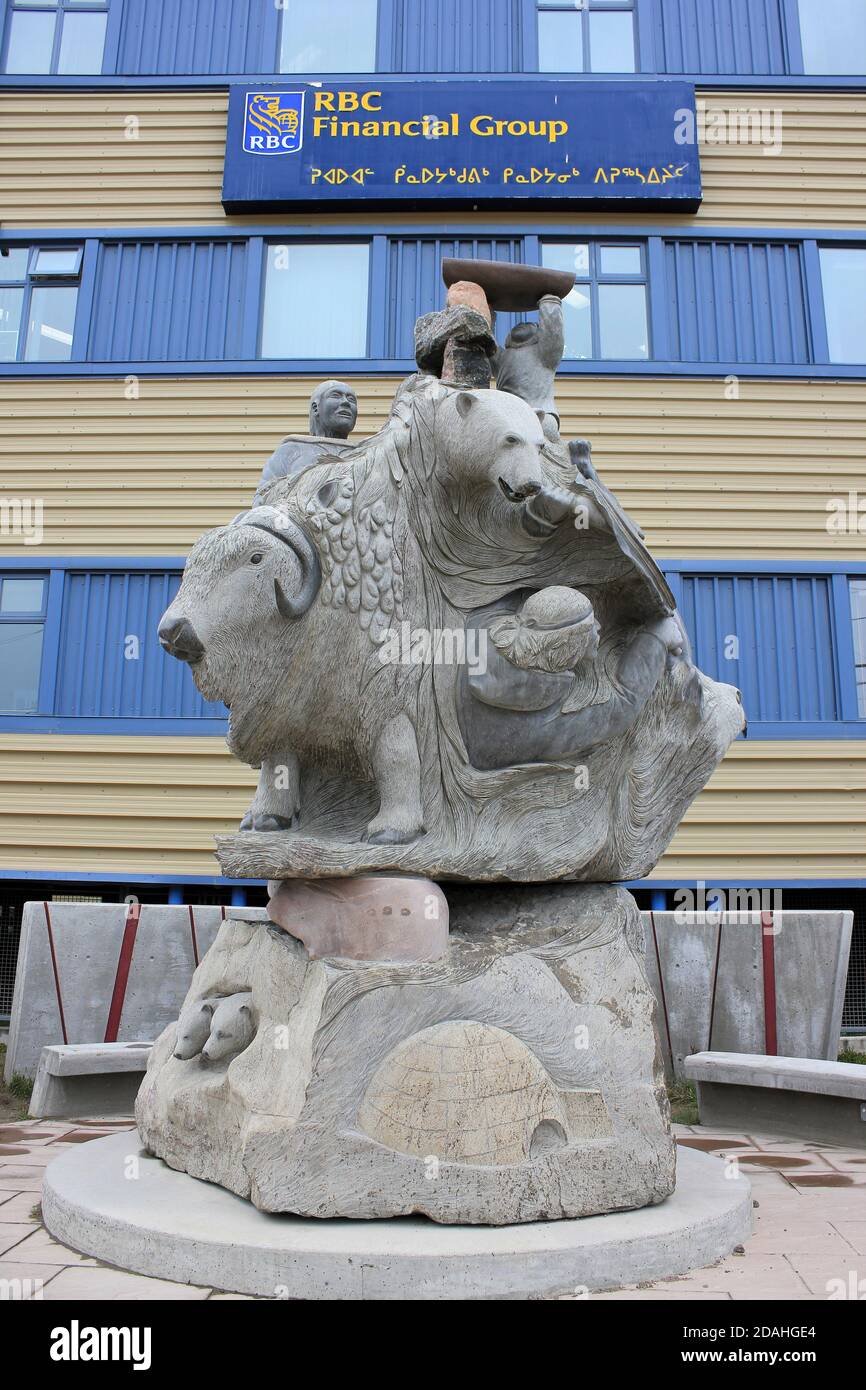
xmin=42 ymin=1133 xmax=752 ymax=1300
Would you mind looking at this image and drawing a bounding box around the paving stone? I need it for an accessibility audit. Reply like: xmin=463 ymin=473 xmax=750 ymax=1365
xmin=647 ymin=1256 xmax=810 ymax=1298
xmin=742 ymin=1227 xmax=856 ymax=1256
xmin=0 ymin=1261 xmax=64 ymax=1297
xmin=0 ymin=1176 xmax=42 ymax=1193
xmin=587 ymin=1289 xmax=733 ymax=1300
xmin=7 ymin=1227 xmax=97 ymax=1266
xmin=0 ymin=1195 xmax=40 ymax=1223
xmin=785 ymin=1254 xmax=866 ymax=1298
xmin=829 ymin=1219 xmax=866 ymax=1254
xmin=0 ymin=1226 xmax=37 ymax=1256
xmin=34 ymin=1266 xmax=210 ymax=1301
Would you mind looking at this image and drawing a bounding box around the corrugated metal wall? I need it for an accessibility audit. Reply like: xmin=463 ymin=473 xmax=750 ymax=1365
xmin=677 ymin=573 xmax=841 ymax=722
xmin=1 ymin=91 xmax=863 ymax=229
xmin=31 ymin=230 xmax=823 ymax=370
xmin=88 ymin=239 xmax=251 ymax=362
xmin=15 ymin=0 xmax=801 ymax=78
xmin=663 ymin=239 xmax=811 ymax=364
xmin=115 ymin=0 xmax=279 ymax=76
xmin=661 ymin=740 xmax=866 ymax=880
xmin=383 ymin=236 xmax=522 ymax=357
xmin=386 ymin=0 xmax=526 ymax=73
xmin=55 ymin=571 xmax=224 ymax=719
xmin=0 ymin=375 xmax=861 ymax=558
xmin=0 ymin=734 xmax=860 ymax=878
xmin=655 ymin=0 xmax=789 ymax=75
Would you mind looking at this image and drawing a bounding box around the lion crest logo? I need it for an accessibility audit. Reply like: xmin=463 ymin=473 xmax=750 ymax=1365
xmin=243 ymin=91 xmax=305 ymax=155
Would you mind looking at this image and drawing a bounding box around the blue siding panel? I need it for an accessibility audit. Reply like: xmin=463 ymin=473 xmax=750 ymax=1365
xmin=654 ymin=0 xmax=789 ymax=75
xmin=87 ymin=241 xmax=251 ymax=362
xmin=115 ymin=0 xmax=279 ymax=75
xmin=55 ymin=572 xmax=225 ymax=720
xmin=678 ymin=574 xmax=841 ymax=722
xmin=384 ymin=235 xmax=524 ymax=357
xmin=387 ymin=0 xmax=526 ymax=72
xmin=664 ymin=240 xmax=811 ymax=364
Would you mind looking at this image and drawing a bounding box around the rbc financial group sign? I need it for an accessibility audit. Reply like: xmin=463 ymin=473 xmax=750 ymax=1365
xmin=222 ymin=80 xmax=701 ymax=212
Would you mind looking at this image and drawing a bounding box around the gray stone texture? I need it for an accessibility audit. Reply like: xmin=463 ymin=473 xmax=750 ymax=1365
xmin=643 ymin=910 xmax=853 ymax=1078
xmin=29 ymin=1042 xmax=153 ymax=1119
xmin=5 ymin=902 xmax=239 ymax=1079
xmin=685 ymin=1051 xmax=866 ymax=1147
xmin=136 ymin=883 xmax=676 ymax=1225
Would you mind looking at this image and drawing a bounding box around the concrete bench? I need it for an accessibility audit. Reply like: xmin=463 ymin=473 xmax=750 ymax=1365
xmin=29 ymin=1042 xmax=153 ymax=1120
xmin=685 ymin=1051 xmax=866 ymax=1147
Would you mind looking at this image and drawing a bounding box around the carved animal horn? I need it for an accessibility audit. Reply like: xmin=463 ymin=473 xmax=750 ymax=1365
xmin=274 ymin=576 xmax=302 ymax=619
xmin=235 ymin=509 xmax=322 ymax=619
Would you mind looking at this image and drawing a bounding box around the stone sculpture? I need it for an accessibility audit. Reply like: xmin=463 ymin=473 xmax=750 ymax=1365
xmin=136 ymin=883 xmax=675 ymax=1224
xmin=252 ymin=378 xmax=358 ymax=505
xmin=145 ymin=256 xmax=745 ymax=1228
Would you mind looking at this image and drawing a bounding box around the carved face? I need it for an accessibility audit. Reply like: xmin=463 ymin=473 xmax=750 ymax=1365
xmin=442 ymin=389 xmax=546 ymax=504
xmin=157 ymin=513 xmax=320 ymax=710
xmin=311 ymin=381 xmax=358 ymax=439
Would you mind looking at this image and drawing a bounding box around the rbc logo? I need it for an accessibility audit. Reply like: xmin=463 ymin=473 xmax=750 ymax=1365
xmin=243 ymin=91 xmax=305 ymax=154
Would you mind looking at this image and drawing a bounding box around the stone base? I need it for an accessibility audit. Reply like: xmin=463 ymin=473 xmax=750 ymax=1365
xmin=136 ymin=883 xmax=675 ymax=1225
xmin=42 ymin=1133 xmax=752 ymax=1299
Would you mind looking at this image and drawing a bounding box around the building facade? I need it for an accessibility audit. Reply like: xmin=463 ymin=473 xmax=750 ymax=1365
xmin=0 ymin=0 xmax=864 ymax=1025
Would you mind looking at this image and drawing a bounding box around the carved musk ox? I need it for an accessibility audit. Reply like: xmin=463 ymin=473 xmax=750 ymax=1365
xmin=158 ymin=383 xmax=558 ymax=847
xmin=159 ymin=377 xmax=744 ymax=879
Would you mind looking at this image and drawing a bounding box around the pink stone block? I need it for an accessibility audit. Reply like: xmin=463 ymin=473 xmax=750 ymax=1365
xmin=445 ymin=279 xmax=492 ymax=325
xmin=266 ymin=875 xmax=449 ymax=962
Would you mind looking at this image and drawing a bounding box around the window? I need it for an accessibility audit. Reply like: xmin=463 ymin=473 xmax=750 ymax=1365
xmin=819 ymin=247 xmax=866 ymax=363
xmin=0 ymin=575 xmax=46 ymax=714
xmin=797 ymin=0 xmax=866 ymax=75
xmin=0 ymin=245 xmax=81 ymax=362
xmin=260 ymin=242 xmax=369 ymax=359
xmin=852 ymin=579 xmax=866 ymax=719
xmin=279 ymin=0 xmax=377 ymax=73
xmin=537 ymin=0 xmax=636 ymax=74
xmin=2 ymin=0 xmax=108 ymax=76
xmin=541 ymin=241 xmax=649 ymax=359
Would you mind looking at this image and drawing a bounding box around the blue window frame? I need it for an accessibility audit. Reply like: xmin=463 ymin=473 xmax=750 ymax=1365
xmin=0 ymin=243 xmax=81 ymax=362
xmin=819 ymin=246 xmax=866 ymax=364
xmin=1 ymin=228 xmax=866 ymax=377
xmin=851 ymin=578 xmax=866 ymax=718
xmin=0 ymin=573 xmax=47 ymax=713
xmin=2 ymin=0 xmax=108 ymax=75
xmin=541 ymin=239 xmax=649 ymax=359
xmin=0 ymin=563 xmax=225 ymax=732
xmin=537 ymin=0 xmax=637 ymax=73
xmin=279 ymin=0 xmax=378 ymax=74
xmin=797 ymin=0 xmax=866 ymax=75
xmin=668 ymin=565 xmax=866 ymax=737
xmin=259 ymin=241 xmax=371 ymax=359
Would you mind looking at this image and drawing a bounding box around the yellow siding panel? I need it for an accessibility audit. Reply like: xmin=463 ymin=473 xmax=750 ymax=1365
xmin=0 ymin=735 xmax=861 ymax=881
xmin=655 ymin=740 xmax=866 ymax=880
xmin=0 ymin=374 xmax=863 ymax=558
xmin=0 ymin=91 xmax=864 ymax=229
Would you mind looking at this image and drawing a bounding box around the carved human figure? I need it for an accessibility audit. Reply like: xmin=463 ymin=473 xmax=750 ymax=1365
xmin=253 ymin=379 xmax=358 ymax=503
xmin=493 ymin=295 xmax=565 ymax=440
xmin=458 ymin=586 xmax=692 ymax=770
